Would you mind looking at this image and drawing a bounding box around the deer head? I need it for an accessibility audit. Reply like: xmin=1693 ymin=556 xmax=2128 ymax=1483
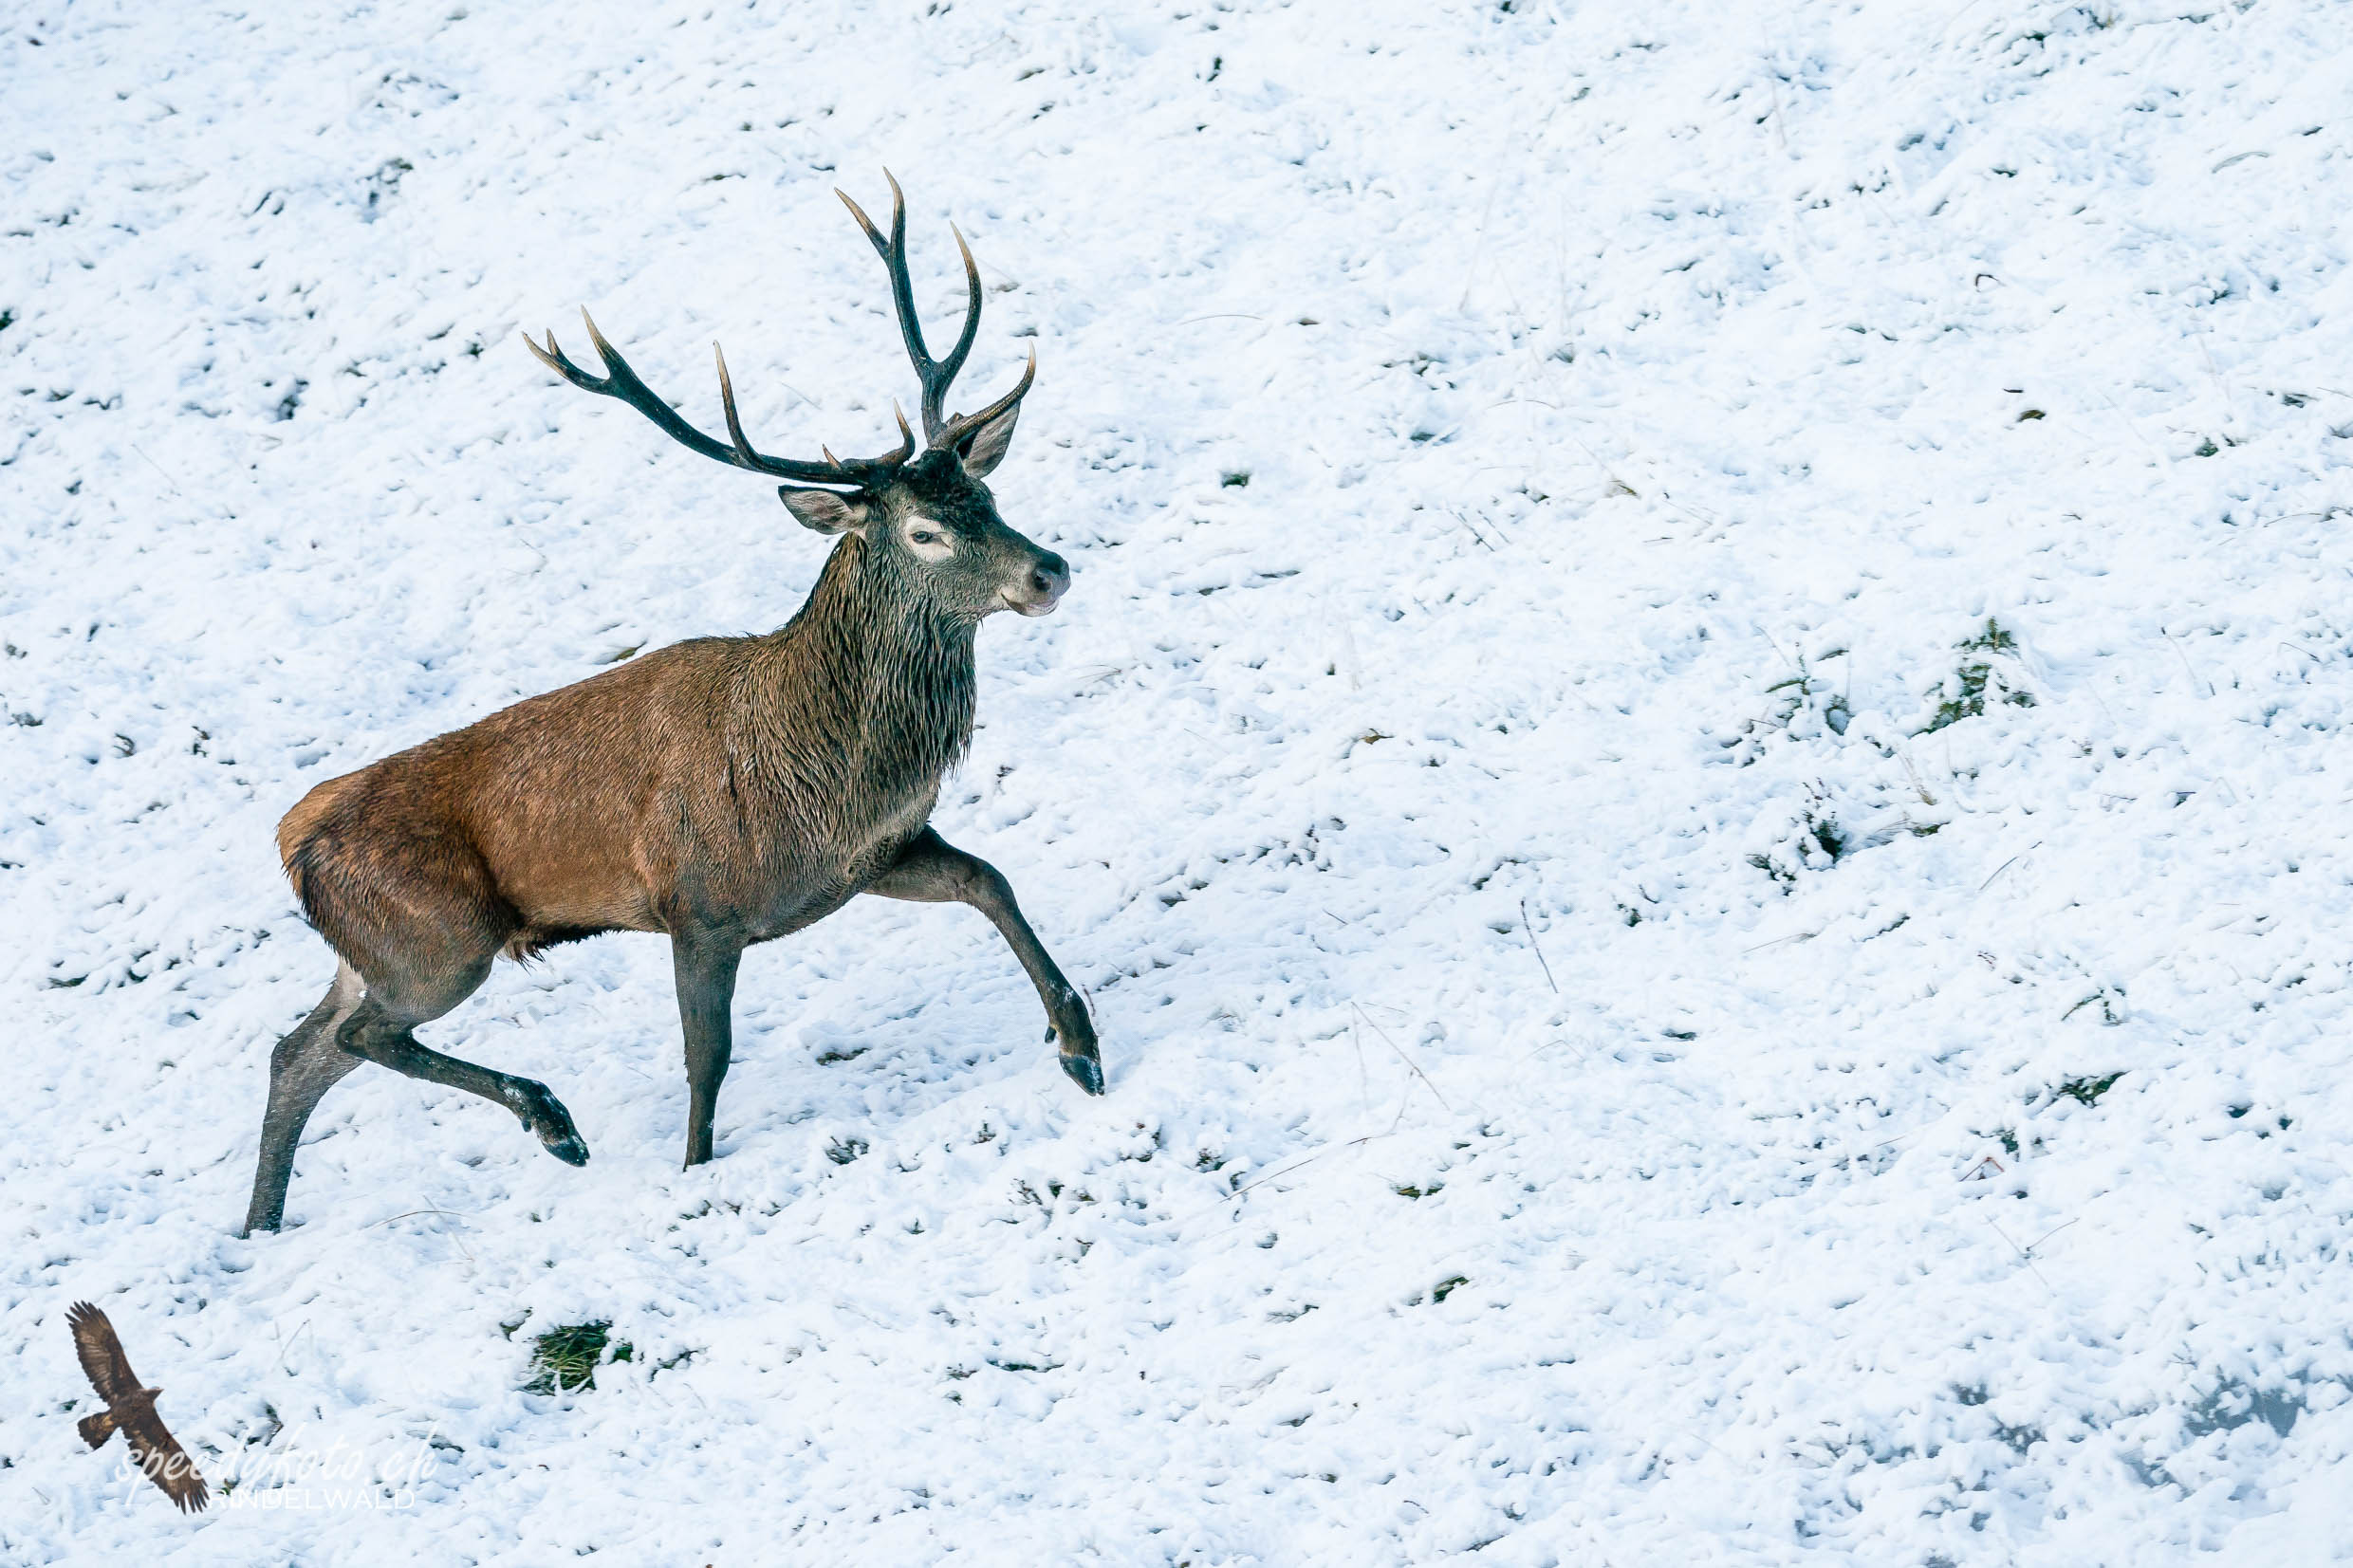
xmin=524 ymin=172 xmax=1069 ymax=621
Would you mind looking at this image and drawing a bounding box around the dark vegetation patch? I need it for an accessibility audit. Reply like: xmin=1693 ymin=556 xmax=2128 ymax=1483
xmin=526 ymin=1320 xmax=631 ymax=1393
xmin=2056 ymin=1071 xmax=2124 ymax=1107
xmin=1921 ymin=618 xmax=2035 ymax=733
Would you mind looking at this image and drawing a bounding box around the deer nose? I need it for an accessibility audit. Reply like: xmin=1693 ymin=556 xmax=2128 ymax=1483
xmin=1028 ymin=552 xmax=1069 ymax=603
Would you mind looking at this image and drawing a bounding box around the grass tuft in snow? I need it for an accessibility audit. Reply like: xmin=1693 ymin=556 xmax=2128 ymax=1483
xmin=525 ymin=1320 xmax=632 ymax=1394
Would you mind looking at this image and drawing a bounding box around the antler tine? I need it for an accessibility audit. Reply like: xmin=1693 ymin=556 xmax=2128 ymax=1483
xmin=936 ymin=343 xmax=1037 ymax=455
xmin=838 ymin=177 xmax=933 ymax=381
xmin=938 ymin=223 xmax=985 ymax=382
xmin=713 ymin=341 xmax=814 ymax=474
xmin=521 ymin=323 xmax=604 ymax=391
xmin=835 ymin=183 xmax=887 ymax=250
xmin=580 ymin=308 xmax=624 ymax=375
xmin=884 ymin=167 xmax=910 ymax=273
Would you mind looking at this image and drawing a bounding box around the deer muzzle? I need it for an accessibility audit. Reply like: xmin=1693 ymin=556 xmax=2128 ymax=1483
xmin=1008 ymin=549 xmax=1070 ymax=617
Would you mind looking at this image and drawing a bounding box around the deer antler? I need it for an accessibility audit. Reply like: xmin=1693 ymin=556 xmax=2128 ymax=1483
xmin=837 ymin=171 xmax=1036 ymax=454
xmin=523 ymin=311 xmax=906 ymax=486
xmin=527 ymin=173 xmax=1033 ymax=482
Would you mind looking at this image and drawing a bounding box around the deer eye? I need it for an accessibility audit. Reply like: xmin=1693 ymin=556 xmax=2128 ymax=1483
xmin=902 ymin=517 xmax=954 ymax=557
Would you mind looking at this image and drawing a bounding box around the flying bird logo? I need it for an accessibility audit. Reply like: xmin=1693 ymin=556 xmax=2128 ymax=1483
xmin=66 ymin=1301 xmax=209 ymax=1513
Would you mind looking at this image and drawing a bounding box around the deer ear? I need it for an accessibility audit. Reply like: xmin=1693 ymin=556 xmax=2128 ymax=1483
xmin=777 ymin=487 xmax=870 ymax=535
xmin=955 ymin=403 xmax=1021 ymax=478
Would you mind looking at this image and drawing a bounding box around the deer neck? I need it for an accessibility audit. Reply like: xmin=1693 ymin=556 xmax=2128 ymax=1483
xmin=751 ymin=535 xmax=977 ymax=800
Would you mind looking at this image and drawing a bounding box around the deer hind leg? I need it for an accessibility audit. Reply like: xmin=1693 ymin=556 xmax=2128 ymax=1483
xmin=334 ymin=956 xmax=591 ymax=1170
xmin=262 ymin=819 xmax=586 ymax=1221
xmin=863 ymin=827 xmax=1104 ymax=1096
xmin=243 ymin=961 xmax=370 ymax=1236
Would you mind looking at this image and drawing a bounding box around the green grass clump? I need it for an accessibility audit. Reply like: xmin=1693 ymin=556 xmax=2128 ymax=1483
xmin=526 ymin=1320 xmax=632 ymax=1393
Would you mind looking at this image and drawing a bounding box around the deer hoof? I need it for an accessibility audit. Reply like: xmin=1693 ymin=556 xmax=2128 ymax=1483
xmin=543 ymin=1131 xmax=591 ymax=1167
xmin=510 ymin=1081 xmax=592 ymax=1166
xmin=1059 ymin=1048 xmax=1105 ymax=1097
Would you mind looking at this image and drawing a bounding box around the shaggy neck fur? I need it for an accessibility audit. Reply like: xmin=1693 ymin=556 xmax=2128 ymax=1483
xmin=735 ymin=533 xmax=978 ymax=815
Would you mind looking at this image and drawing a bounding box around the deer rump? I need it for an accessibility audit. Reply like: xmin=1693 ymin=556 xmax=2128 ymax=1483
xmin=241 ymin=174 xmax=1102 ymax=1238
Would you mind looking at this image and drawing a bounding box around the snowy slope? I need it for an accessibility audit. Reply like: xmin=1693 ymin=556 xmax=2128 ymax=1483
xmin=4 ymin=0 xmax=2352 ymax=1560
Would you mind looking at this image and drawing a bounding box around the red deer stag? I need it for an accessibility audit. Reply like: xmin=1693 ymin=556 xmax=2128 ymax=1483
xmin=243 ymin=175 xmax=1101 ymax=1236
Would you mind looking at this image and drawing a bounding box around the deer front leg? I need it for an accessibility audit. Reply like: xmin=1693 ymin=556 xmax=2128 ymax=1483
xmin=864 ymin=827 xmax=1103 ymax=1095
xmin=672 ymin=935 xmax=745 ymax=1168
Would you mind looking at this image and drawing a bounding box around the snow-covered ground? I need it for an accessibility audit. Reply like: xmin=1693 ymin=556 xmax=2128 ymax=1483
xmin=5 ymin=0 xmax=2351 ymax=1559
